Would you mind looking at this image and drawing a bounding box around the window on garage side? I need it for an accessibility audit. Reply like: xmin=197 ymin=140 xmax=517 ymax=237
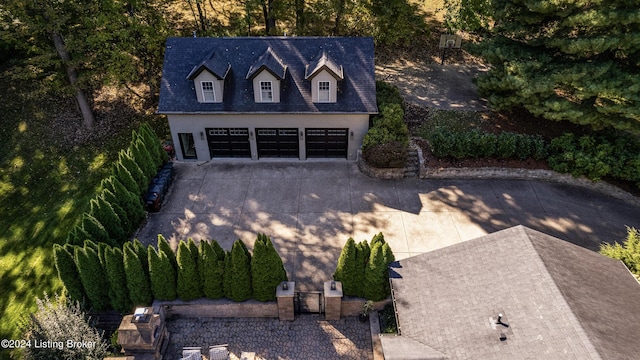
xmin=178 ymin=133 xmax=197 ymax=159
xmin=260 ymin=81 xmax=273 ymax=102
xmin=318 ymin=81 xmax=330 ymax=102
xmin=201 ymin=81 xmax=215 ymax=102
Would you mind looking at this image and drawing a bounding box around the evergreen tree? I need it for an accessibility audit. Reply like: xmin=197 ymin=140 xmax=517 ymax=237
xmin=148 ymin=245 xmax=177 ymax=301
xmin=89 ymin=196 xmax=126 ymax=244
xmin=230 ymin=240 xmax=252 ymax=302
xmin=101 ymin=188 xmax=133 ymax=235
xmin=102 ymin=176 xmax=145 ymax=225
xmin=381 ymin=242 xmax=395 ymax=296
xmin=132 ymin=238 xmax=149 ymax=276
xmin=476 ymin=0 xmax=640 ymax=133
xmin=333 ymin=238 xmax=359 ymax=296
xmin=223 ymin=251 xmax=233 ymax=299
xmin=176 ymin=241 xmax=202 ymax=301
xmin=123 ymin=243 xmax=153 ymax=306
xmin=112 ymin=161 xmax=141 ymax=196
xmin=210 ymin=239 xmax=226 ymax=261
xmin=158 ymin=234 xmax=178 ymax=273
xmin=187 ymin=238 xmax=200 ymax=268
xmin=139 ymin=123 xmax=164 ymax=166
xmin=119 ymin=150 xmax=147 ymax=193
xmin=66 ymin=225 xmax=91 ymax=246
xmin=371 ymin=232 xmax=386 ymax=249
xmin=600 ymin=227 xmax=640 ymax=276
xmin=251 ymin=234 xmax=287 ymax=301
xmin=74 ymin=245 xmax=110 ymax=310
xmin=131 ymin=137 xmax=156 ymax=181
xmin=53 ymin=244 xmax=86 ymax=304
xmin=364 ymin=242 xmax=389 ymax=301
xmin=104 ymin=247 xmax=131 ymax=313
xmin=353 ymin=240 xmax=371 ymax=297
xmin=199 ymin=241 xmax=225 ymax=299
xmin=80 ymin=213 xmax=115 ymax=246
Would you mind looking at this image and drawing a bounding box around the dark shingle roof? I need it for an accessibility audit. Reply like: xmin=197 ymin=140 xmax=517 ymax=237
xmin=186 ymin=51 xmax=231 ymax=80
xmin=245 ymin=46 xmax=287 ymax=80
xmin=158 ymin=37 xmax=377 ymax=114
xmin=305 ymin=50 xmax=343 ymax=80
xmin=387 ymin=225 xmax=640 ymax=360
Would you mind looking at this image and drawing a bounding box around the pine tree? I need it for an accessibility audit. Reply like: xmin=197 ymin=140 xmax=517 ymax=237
xmin=80 ymin=213 xmax=115 ymax=246
xmin=176 ymin=240 xmax=202 ymax=301
xmin=53 ymin=244 xmax=86 ymax=304
xmin=75 ymin=245 xmax=110 ymax=310
xmin=251 ymin=234 xmax=287 ymax=301
xmin=364 ymin=241 xmax=389 ymax=301
xmin=199 ymin=241 xmax=225 ymax=299
xmin=230 ymin=240 xmax=252 ymax=302
xmin=333 ymin=238 xmax=359 ymax=296
xmin=475 ymin=0 xmax=640 ymax=133
xmin=90 ymin=196 xmax=126 ymax=244
xmin=158 ymin=234 xmax=177 ymax=273
xmin=104 ymin=247 xmax=131 ymax=313
xmin=123 ymin=243 xmax=153 ymax=306
xmin=148 ymin=245 xmax=177 ymax=301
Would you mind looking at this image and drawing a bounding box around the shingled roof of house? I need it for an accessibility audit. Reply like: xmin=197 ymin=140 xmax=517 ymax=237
xmin=158 ymin=37 xmax=377 ymax=114
xmin=385 ymin=225 xmax=640 ymax=360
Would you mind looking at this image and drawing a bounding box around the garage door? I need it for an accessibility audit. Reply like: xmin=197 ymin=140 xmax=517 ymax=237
xmin=305 ymin=128 xmax=348 ymax=158
xmin=256 ymin=128 xmax=299 ymax=158
xmin=206 ymin=128 xmax=251 ymax=158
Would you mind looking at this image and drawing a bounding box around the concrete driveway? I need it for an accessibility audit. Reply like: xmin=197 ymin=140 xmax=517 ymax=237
xmin=137 ymin=161 xmax=640 ymax=291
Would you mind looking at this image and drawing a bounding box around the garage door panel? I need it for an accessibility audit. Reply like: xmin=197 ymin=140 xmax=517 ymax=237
xmin=256 ymin=128 xmax=299 ymax=158
xmin=305 ymin=128 xmax=348 ymax=158
xmin=206 ymin=128 xmax=251 ymax=158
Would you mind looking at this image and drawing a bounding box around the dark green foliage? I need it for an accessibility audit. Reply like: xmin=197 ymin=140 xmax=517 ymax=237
xmin=333 ymin=238 xmax=359 ymax=296
xmin=364 ymin=241 xmax=389 ymax=301
xmin=131 ymin=137 xmax=156 ymax=181
xmin=363 ymin=102 xmax=409 ymax=168
xmin=376 ymin=81 xmax=404 ymax=109
xmin=176 ymin=240 xmax=202 ymax=301
xmin=65 ymin=225 xmax=88 ymax=246
xmin=475 ymin=0 xmax=640 ymax=134
xmin=251 ymin=233 xmax=287 ymax=301
xmin=90 ymin=196 xmax=125 ymax=244
xmin=548 ymin=133 xmax=640 ymax=186
xmin=139 ymin=123 xmax=164 ymax=168
xmin=104 ymin=247 xmax=131 ymax=313
xmin=371 ymin=232 xmax=385 ymax=249
xmin=223 ymin=251 xmax=233 ymax=299
xmin=229 ymin=239 xmax=253 ymax=302
xmin=158 ymin=234 xmax=177 ymax=272
xmin=148 ymin=245 xmax=177 ymax=301
xmin=53 ymin=244 xmax=86 ymax=304
xmin=118 ymin=150 xmax=147 ymax=194
xmin=187 ymin=238 xmax=200 ymax=267
xmin=600 ymin=227 xmax=640 ymax=276
xmin=199 ymin=241 xmax=225 ymax=299
xmin=112 ymin=161 xmax=141 ymax=196
xmin=368 ymin=0 xmax=428 ymax=47
xmin=101 ymin=188 xmax=133 ymax=235
xmin=102 ymin=176 xmax=145 ymax=225
xmin=132 ymin=239 xmax=149 ymax=277
xmin=80 ymin=213 xmax=116 ymax=247
xmin=379 ymin=303 xmax=399 ymax=334
xmin=353 ymin=240 xmax=371 ymax=297
xmin=210 ymin=238 xmax=226 ymax=261
xmin=123 ymin=243 xmax=152 ymax=306
xmin=74 ymin=245 xmax=110 ymax=310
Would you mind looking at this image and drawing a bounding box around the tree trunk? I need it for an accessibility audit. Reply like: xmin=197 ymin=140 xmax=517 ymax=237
xmin=50 ymin=32 xmax=95 ymax=131
xmin=196 ymin=0 xmax=207 ymax=33
xmin=333 ymin=0 xmax=346 ymax=36
xmin=261 ymin=0 xmax=277 ymax=35
xmin=295 ymin=0 xmax=305 ymax=34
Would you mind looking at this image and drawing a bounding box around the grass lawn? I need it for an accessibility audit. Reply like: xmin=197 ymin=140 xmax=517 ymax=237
xmin=0 ymin=65 xmax=141 ymax=353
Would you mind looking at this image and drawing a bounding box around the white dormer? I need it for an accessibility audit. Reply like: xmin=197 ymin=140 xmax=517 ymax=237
xmin=305 ymin=51 xmax=343 ymax=104
xmin=187 ymin=51 xmax=230 ymax=103
xmin=246 ymin=47 xmax=287 ymax=103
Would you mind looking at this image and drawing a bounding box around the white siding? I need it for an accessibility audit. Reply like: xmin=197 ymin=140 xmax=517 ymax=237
xmin=311 ymin=70 xmax=337 ymax=103
xmin=252 ymin=71 xmax=281 ymax=103
xmin=193 ymin=71 xmax=224 ymax=103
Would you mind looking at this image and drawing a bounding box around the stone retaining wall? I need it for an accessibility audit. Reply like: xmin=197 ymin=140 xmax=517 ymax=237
xmin=154 ymin=298 xmax=278 ymax=319
xmin=340 ymin=298 xmax=392 ymax=317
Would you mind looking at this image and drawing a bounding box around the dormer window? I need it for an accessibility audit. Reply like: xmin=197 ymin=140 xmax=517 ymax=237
xmin=318 ymin=81 xmax=330 ymax=103
xmin=201 ymin=81 xmax=215 ymax=102
xmin=260 ymin=81 xmax=273 ymax=102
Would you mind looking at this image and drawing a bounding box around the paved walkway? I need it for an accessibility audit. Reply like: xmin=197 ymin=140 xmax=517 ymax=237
xmin=138 ymin=161 xmax=640 ymax=292
xmin=165 ymin=315 xmax=372 ymax=360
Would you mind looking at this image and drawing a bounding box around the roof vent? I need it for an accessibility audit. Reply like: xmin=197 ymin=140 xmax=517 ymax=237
xmin=497 ymin=313 xmax=509 ymax=328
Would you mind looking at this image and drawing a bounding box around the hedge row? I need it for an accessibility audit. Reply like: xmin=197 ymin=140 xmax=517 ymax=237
xmin=65 ymin=123 xmax=167 ymax=247
xmin=333 ymin=233 xmax=395 ymax=301
xmin=427 ymin=128 xmax=548 ymax=160
xmin=54 ymin=233 xmax=287 ymax=312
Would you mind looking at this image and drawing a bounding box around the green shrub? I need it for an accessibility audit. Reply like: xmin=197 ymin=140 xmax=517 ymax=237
xmin=364 ymin=241 xmax=390 ymax=301
xmin=376 ymin=81 xmax=404 ymax=109
xmin=362 ymin=127 xmax=396 ymax=150
xmin=53 ymin=244 xmax=86 ymax=304
xmin=139 ymin=123 xmax=165 ymax=167
xmin=495 ymin=132 xmax=518 ymax=159
xmin=131 ymin=137 xmax=156 ymax=181
xmin=353 ymin=240 xmax=371 ymax=298
xmin=148 ymin=245 xmax=177 ymax=301
xmin=229 ymin=240 xmax=253 ymax=302
xmin=600 ymin=227 xmax=640 ymax=276
xmin=362 ymin=141 xmax=408 ymax=168
xmin=118 ymin=150 xmax=147 ymax=194
xmin=132 ymin=239 xmax=150 ymax=277
xmin=81 ymin=213 xmax=115 ymax=247
xmin=333 ymin=238 xmax=359 ymax=296
xmin=112 ymin=160 xmax=141 ymax=196
xmin=176 ymin=240 xmax=202 ymax=301
xmin=199 ymin=240 xmax=225 ymax=299
xmin=66 ymin=225 xmax=91 ymax=246
xmin=102 ymin=176 xmax=145 ymax=225
xmin=90 ymin=196 xmax=125 ymax=244
xmin=251 ymin=234 xmax=287 ymax=302
xmin=105 ymin=247 xmax=131 ymax=313
xmin=223 ymin=251 xmax=233 ymax=299
xmin=158 ymin=234 xmax=178 ymax=273
xmin=123 ymin=243 xmax=152 ymax=307
xmin=75 ymin=245 xmax=110 ymax=310
xmin=101 ymin=188 xmax=133 ymax=235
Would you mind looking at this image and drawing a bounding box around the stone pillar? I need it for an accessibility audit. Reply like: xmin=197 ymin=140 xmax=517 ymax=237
xmin=324 ymin=281 xmax=343 ymax=320
xmin=276 ymin=281 xmax=295 ymax=321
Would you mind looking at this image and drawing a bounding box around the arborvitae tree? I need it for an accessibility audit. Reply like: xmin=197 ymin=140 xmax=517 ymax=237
xmin=187 ymin=238 xmax=200 ymax=268
xmin=230 ymin=240 xmax=252 ymax=302
xmin=199 ymin=241 xmax=225 ymax=299
xmin=176 ymin=240 xmax=202 ymax=301
xmin=476 ymin=0 xmax=640 ymax=134
xmin=251 ymin=234 xmax=287 ymax=301
xmin=80 ymin=213 xmax=115 ymax=246
xmin=333 ymin=238 xmax=359 ymax=296
xmin=132 ymin=239 xmax=149 ymax=277
xmin=381 ymin=242 xmax=395 ymax=296
xmin=113 ymin=158 xmax=143 ymax=196
xmin=210 ymin=239 xmax=226 ymax=261
xmin=223 ymin=251 xmax=233 ymax=299
xmin=158 ymin=234 xmax=177 ymax=273
xmin=600 ymin=227 xmax=640 ymax=276
xmin=102 ymin=176 xmax=145 ymax=225
xmin=90 ymin=196 xmax=125 ymax=244
xmin=118 ymin=150 xmax=147 ymax=193
xmin=353 ymin=240 xmax=371 ymax=298
xmin=104 ymin=247 xmax=131 ymax=313
xmin=130 ymin=137 xmax=156 ymax=181
xmin=74 ymin=245 xmax=110 ymax=310
xmin=101 ymin=188 xmax=133 ymax=235
xmin=53 ymin=244 xmax=86 ymax=304
xmin=83 ymin=239 xmax=100 ymax=253
xmin=371 ymin=232 xmax=386 ymax=249
xmin=123 ymin=243 xmax=152 ymax=306
xmin=139 ymin=123 xmax=164 ymax=166
xmin=364 ymin=241 xmax=389 ymax=301
xmin=65 ymin=225 xmax=91 ymax=246
xmin=148 ymin=245 xmax=177 ymax=301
